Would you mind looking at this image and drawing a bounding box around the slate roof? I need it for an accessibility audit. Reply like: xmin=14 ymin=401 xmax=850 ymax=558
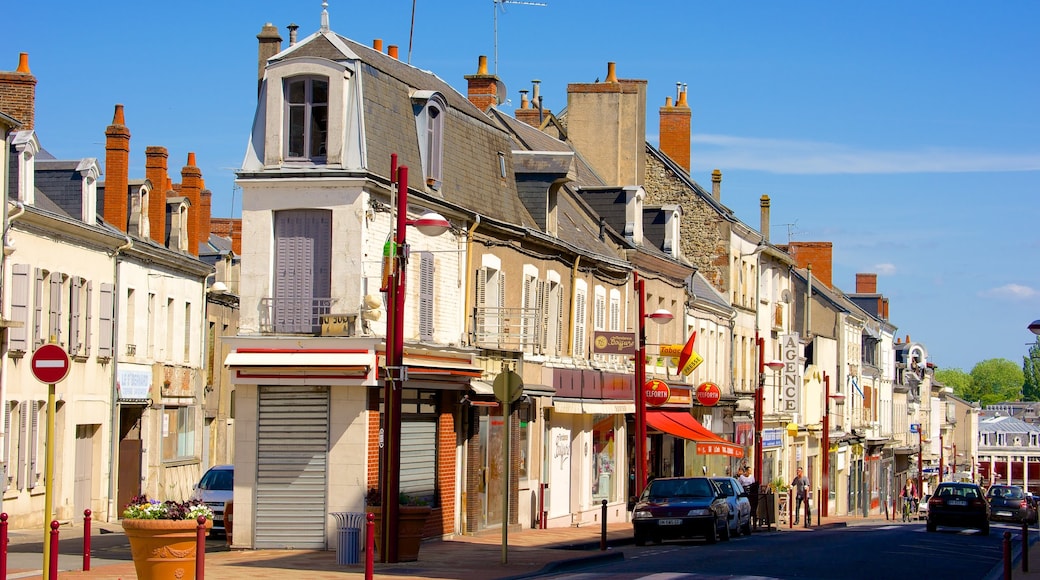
xmin=980 ymin=414 xmax=1040 ymax=434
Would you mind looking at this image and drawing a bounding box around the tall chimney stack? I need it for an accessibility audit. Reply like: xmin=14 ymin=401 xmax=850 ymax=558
xmin=145 ymin=146 xmax=169 ymax=245
xmin=256 ymin=23 xmax=282 ymax=96
xmin=464 ymin=55 xmax=501 ymax=111
xmin=0 ymin=53 xmax=37 ymax=130
xmin=180 ymin=152 xmax=202 ymax=256
xmin=287 ymin=23 xmax=299 ymax=46
xmin=856 ymin=273 xmax=878 ymax=294
xmin=200 ymin=187 xmax=213 ymax=251
xmin=711 ymin=169 xmax=722 ymax=202
xmin=760 ymin=195 xmax=771 ymax=243
xmin=659 ymin=84 xmax=691 ymax=173
xmin=104 ymin=104 xmax=131 ymax=232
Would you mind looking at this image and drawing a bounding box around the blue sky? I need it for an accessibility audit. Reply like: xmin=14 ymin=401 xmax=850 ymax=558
xmin=4 ymin=1 xmax=1038 ymax=373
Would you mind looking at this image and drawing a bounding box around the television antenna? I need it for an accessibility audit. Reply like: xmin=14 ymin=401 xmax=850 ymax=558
xmin=780 ymin=221 xmax=803 ymax=244
xmin=494 ymin=0 xmax=547 ymax=75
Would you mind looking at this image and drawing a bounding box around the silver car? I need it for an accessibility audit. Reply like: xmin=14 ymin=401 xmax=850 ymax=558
xmin=190 ymin=465 xmax=233 ymax=534
xmin=711 ymin=476 xmax=752 ymax=536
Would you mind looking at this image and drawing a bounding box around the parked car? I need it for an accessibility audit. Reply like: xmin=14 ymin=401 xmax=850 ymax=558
xmin=917 ymin=494 xmax=930 ymax=520
xmin=986 ymin=485 xmax=1038 ymax=524
xmin=927 ymin=482 xmax=989 ymax=535
xmin=711 ymin=476 xmax=752 ymax=536
xmin=632 ymin=476 xmax=730 ymax=546
xmin=190 ymin=465 xmax=234 ymax=534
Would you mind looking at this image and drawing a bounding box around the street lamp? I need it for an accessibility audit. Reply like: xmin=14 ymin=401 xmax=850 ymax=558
xmin=633 ymin=272 xmax=673 ymax=495
xmin=380 ymin=154 xmax=450 ymax=563
xmin=754 ymin=334 xmax=783 ymax=495
xmin=1029 ymin=319 xmax=1040 ymax=336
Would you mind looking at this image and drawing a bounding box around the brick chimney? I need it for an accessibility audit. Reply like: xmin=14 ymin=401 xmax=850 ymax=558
xmin=465 ymin=55 xmax=502 ymax=111
xmin=515 ymin=81 xmax=551 ymax=127
xmin=200 ymin=187 xmax=212 ymax=251
xmin=566 ymin=62 xmax=647 ymax=187
xmin=659 ymin=84 xmax=691 ymax=173
xmin=256 ymin=23 xmax=282 ymax=96
xmin=856 ymin=273 xmax=877 ymax=294
xmin=711 ymin=169 xmax=722 ymax=202
xmin=788 ymin=242 xmax=833 ymax=288
xmin=180 ymin=152 xmax=202 ymax=256
xmin=760 ymin=195 xmax=771 ymax=243
xmin=0 ymin=53 xmax=37 ymax=130
xmin=103 ymin=104 xmax=131 ymax=232
xmin=211 ymin=218 xmax=243 ymax=255
xmin=144 ymin=146 xmax=169 ymax=245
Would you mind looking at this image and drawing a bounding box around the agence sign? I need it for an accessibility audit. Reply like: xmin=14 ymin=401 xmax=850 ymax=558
xmin=780 ymin=333 xmax=801 ymax=413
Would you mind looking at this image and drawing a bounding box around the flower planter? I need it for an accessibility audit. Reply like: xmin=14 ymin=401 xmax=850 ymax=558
xmin=365 ymin=505 xmax=431 ymax=562
xmin=122 ymin=518 xmax=212 ymax=580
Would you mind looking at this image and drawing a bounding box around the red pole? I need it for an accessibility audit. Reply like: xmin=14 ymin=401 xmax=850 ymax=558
xmin=634 ymin=274 xmax=648 ymax=495
xmin=1 ymin=513 xmax=8 ymax=579
xmin=939 ymin=432 xmax=944 ymax=484
xmin=365 ymin=513 xmax=375 ymax=580
xmin=822 ymin=373 xmax=830 ymax=518
xmin=754 ymin=336 xmax=764 ymax=512
xmin=195 ymin=516 xmax=207 ymax=580
xmin=788 ymin=489 xmax=793 ymax=529
xmin=82 ymin=509 xmax=91 ymax=571
xmin=48 ymin=520 xmax=59 ymax=580
xmin=918 ymin=429 xmax=923 ymax=499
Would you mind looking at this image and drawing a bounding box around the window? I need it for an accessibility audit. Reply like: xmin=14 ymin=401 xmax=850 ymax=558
xmin=3 ymin=401 xmax=15 ymax=491
xmin=285 ymin=77 xmax=329 ymax=161
xmin=126 ymin=288 xmax=136 ymax=354
xmin=544 ymin=274 xmax=563 ymax=358
xmin=69 ymin=277 xmax=88 ymax=357
xmin=272 ymin=209 xmax=333 ymax=333
xmin=28 ymin=400 xmax=42 ymax=490
xmin=400 ymin=389 xmax=438 ymax=505
xmin=573 ymin=280 xmax=587 ymax=358
xmin=162 ymin=406 xmax=196 ymax=460
xmin=166 ymin=298 xmax=175 ymax=361
xmin=419 ymin=252 xmax=435 ymax=341
xmin=183 ymin=302 xmax=192 ymax=362
xmin=147 ymin=293 xmax=156 ymax=357
xmin=521 ymin=265 xmax=540 ymax=353
xmin=475 ymin=256 xmax=504 ymax=346
xmin=414 ymin=94 xmax=446 ymax=187
xmin=9 ymin=264 xmax=30 ymax=352
xmin=98 ymin=284 xmax=115 ymax=359
xmin=47 ymin=271 xmax=64 ymax=347
xmin=591 ymin=415 xmax=616 ymax=500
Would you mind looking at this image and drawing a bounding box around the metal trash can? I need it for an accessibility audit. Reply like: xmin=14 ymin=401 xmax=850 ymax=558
xmin=331 ymin=512 xmax=365 ymax=565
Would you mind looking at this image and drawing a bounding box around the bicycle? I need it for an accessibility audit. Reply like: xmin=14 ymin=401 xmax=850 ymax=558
xmin=901 ymin=496 xmax=918 ymax=522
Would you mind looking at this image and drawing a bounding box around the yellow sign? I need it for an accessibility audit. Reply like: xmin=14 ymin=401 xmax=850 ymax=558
xmin=679 ymin=351 xmax=703 ymax=376
xmin=659 ymin=344 xmax=684 ymax=358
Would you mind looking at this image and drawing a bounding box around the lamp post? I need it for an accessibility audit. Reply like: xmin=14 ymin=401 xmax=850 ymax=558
xmin=380 ymin=154 xmax=450 ymax=563
xmin=754 ymin=335 xmax=783 ymax=494
xmin=822 ymin=373 xmax=830 ymax=518
xmin=917 ymin=427 xmax=924 ymax=499
xmin=939 ymin=432 xmax=944 ymax=483
xmin=632 ymin=272 xmax=673 ymax=495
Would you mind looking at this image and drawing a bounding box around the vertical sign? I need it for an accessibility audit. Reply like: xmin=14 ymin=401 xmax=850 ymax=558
xmin=780 ymin=333 xmax=801 ymax=413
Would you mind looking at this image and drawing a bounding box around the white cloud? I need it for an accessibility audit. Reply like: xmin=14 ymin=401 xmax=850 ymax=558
xmin=873 ymin=263 xmax=897 ymax=276
xmin=979 ymin=284 xmax=1039 ymax=300
xmin=691 ymin=134 xmax=1040 ymax=175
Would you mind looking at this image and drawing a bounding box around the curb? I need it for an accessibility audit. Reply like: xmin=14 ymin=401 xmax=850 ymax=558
xmin=503 ymin=551 xmax=625 ymax=580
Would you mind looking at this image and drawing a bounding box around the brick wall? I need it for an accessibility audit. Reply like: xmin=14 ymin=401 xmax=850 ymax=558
xmin=0 ymin=53 xmax=36 ymax=130
xmin=465 ymin=56 xmax=499 ymax=111
xmin=211 ymin=218 xmax=243 ymax=254
xmin=103 ymin=105 xmax=130 ymax=231
xmin=787 ymin=242 xmax=833 ymax=287
xmin=659 ymin=95 xmax=691 ymax=173
xmin=856 ymin=273 xmax=877 ymax=293
xmin=179 ymin=153 xmax=202 ymax=256
xmin=145 ymin=146 xmax=169 ymax=244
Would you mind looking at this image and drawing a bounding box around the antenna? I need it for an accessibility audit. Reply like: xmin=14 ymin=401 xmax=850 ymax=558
xmin=494 ymin=0 xmax=547 ymax=75
xmin=781 ymin=221 xmax=803 ymax=244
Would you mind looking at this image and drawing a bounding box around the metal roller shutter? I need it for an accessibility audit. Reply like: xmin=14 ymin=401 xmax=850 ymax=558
xmin=255 ymin=386 xmax=329 ymax=549
xmin=400 ymin=420 xmax=436 ymax=500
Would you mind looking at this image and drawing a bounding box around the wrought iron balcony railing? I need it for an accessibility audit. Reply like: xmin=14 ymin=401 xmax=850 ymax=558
xmin=472 ymin=306 xmax=544 ymax=353
xmin=259 ymin=297 xmax=336 ymax=334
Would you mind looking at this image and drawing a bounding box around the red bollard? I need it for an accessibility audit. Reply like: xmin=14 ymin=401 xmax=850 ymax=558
xmin=1004 ymin=531 xmax=1012 ymax=580
xmin=196 ymin=516 xmax=207 ymax=580
xmin=82 ymin=509 xmax=91 ymax=571
xmin=0 ymin=513 xmax=8 ymax=580
xmin=49 ymin=520 xmax=59 ymax=579
xmin=365 ymin=512 xmax=375 ymax=580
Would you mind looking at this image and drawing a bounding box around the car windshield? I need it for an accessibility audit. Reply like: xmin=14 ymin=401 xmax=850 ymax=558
xmin=198 ymin=469 xmax=233 ymax=491
xmin=990 ymin=487 xmax=1024 ymax=499
xmin=714 ymin=479 xmax=735 ymax=495
xmin=649 ymin=479 xmax=713 ymax=499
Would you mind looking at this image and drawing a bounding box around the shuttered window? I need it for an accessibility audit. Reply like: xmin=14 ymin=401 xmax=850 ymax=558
xmin=544 ymin=280 xmax=563 ymax=358
xmin=573 ymin=285 xmax=587 ymax=358
xmin=418 ymin=252 xmax=434 ymax=340
xmin=401 ymin=389 xmax=437 ymax=504
xmin=69 ymin=277 xmax=82 ymax=356
xmin=85 ymin=282 xmax=92 ymax=356
xmin=98 ymin=283 xmax=115 ymax=359
xmin=9 ymin=264 xmax=29 ymax=352
xmin=48 ymin=273 xmax=63 ymax=346
xmin=274 ymin=209 xmax=332 ymax=333
xmin=3 ymin=402 xmax=14 ymax=491
xmin=16 ymin=402 xmax=26 ymax=490
xmin=27 ymin=400 xmax=40 ymax=490
xmin=33 ymin=269 xmax=44 ymax=348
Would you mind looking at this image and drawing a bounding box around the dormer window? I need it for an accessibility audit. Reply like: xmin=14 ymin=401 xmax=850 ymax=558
xmin=412 ymin=92 xmax=446 ymax=189
xmin=285 ymin=76 xmax=329 ymax=161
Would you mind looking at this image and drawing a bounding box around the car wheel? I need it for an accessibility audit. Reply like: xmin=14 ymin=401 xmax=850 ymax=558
xmin=926 ymin=521 xmax=936 ymax=532
xmin=981 ymin=523 xmax=990 ymax=536
xmin=706 ymin=518 xmax=718 ymax=544
xmin=742 ymin=518 xmax=753 ymax=536
xmin=721 ymin=518 xmax=731 ymax=542
xmin=635 ymin=531 xmax=647 ymax=547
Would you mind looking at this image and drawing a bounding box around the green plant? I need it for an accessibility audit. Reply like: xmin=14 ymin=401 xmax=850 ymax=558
xmin=365 ymin=488 xmax=429 ymax=507
xmin=122 ymin=494 xmax=213 ymax=521
xmin=769 ymin=477 xmax=790 ymax=493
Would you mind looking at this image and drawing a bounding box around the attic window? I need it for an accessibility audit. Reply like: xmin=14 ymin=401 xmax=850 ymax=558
xmin=285 ymin=76 xmax=329 ymax=161
xmin=498 ymin=152 xmax=506 ymax=178
xmin=413 ymin=92 xmax=446 ymax=188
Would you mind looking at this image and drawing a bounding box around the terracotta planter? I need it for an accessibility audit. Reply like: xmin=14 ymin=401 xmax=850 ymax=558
xmin=122 ymin=518 xmax=212 ymax=580
xmin=365 ymin=505 xmax=431 ymax=562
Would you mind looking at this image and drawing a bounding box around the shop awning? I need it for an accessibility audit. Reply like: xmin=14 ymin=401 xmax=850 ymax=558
xmin=646 ymin=410 xmax=744 ymax=458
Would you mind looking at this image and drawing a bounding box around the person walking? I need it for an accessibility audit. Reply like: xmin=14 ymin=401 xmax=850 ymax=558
xmin=792 ymin=466 xmax=810 ymax=527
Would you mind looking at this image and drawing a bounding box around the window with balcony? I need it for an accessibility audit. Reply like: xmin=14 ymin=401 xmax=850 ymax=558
xmin=266 ymin=209 xmax=333 ymax=334
xmin=543 ymin=273 xmax=563 ymax=358
xmin=285 ymin=76 xmax=329 ymax=161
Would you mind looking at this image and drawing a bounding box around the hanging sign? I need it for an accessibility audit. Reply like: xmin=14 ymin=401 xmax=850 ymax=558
xmin=644 ymin=379 xmax=670 ymax=407
xmin=695 ymin=382 xmax=721 ymax=406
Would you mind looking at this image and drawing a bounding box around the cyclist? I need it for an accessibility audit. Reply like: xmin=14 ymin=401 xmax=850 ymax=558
xmin=899 ymin=479 xmax=919 ymax=522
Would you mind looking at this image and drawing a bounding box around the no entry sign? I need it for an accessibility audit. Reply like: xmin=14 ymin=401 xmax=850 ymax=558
xmin=31 ymin=344 xmax=70 ymax=384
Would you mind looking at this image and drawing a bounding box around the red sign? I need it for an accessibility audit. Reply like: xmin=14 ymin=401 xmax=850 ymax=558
xmin=696 ymin=382 xmax=721 ymax=407
xmin=645 ymin=379 xmax=670 ymax=407
xmin=31 ymin=344 xmax=71 ymax=384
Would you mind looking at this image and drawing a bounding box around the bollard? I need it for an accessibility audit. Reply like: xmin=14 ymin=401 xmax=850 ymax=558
xmin=196 ymin=516 xmax=207 ymax=580
xmin=82 ymin=509 xmax=91 ymax=571
xmin=1024 ymin=521 xmax=1030 ymax=573
xmin=1 ymin=513 xmax=7 ymax=580
xmin=789 ymin=490 xmax=793 ymax=529
xmin=600 ymin=499 xmax=607 ymax=551
xmin=1004 ymin=531 xmax=1012 ymax=580
xmin=365 ymin=512 xmax=375 ymax=580
xmin=49 ymin=520 xmax=59 ymax=580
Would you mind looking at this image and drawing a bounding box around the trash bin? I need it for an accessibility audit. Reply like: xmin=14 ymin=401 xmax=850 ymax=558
xmin=331 ymin=512 xmax=365 ymax=565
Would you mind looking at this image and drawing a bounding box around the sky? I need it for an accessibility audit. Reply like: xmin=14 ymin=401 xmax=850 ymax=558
xmin=3 ymin=1 xmax=1038 ymax=373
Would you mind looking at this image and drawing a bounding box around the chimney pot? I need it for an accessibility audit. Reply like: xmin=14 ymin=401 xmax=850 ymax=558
xmin=16 ymin=52 xmax=30 ymax=73
xmin=532 ymin=79 xmax=541 ymax=102
xmin=760 ymin=195 xmax=771 ymax=243
xmin=676 ymin=87 xmax=688 ymax=108
xmin=664 ymin=96 xmax=673 ymax=107
xmin=519 ymin=90 xmax=529 ymax=109
xmin=605 ymin=62 xmax=618 ymax=83
xmin=388 ymin=45 xmax=399 ymax=59
xmin=711 ymin=169 xmax=722 ymax=202
xmin=373 ymin=39 xmax=383 ymax=52
xmin=476 ymin=54 xmax=488 ymax=75
xmin=288 ymin=23 xmax=299 ymax=46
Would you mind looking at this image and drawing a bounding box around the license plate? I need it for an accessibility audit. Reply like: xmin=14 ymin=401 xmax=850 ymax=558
xmin=658 ymin=519 xmax=683 ymax=526
xmin=997 ymin=511 xmax=1013 ymax=517
xmin=949 ymin=500 xmax=967 ymax=506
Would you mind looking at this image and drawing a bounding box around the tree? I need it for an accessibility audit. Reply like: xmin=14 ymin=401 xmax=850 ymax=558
xmin=969 ymin=358 xmax=1024 ymax=405
xmin=1024 ymin=339 xmax=1040 ymax=402
xmin=936 ymin=368 xmax=975 ymax=401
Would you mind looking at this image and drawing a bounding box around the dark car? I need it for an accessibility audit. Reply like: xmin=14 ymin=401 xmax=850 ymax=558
xmin=987 ymin=485 xmax=1038 ymax=523
xmin=927 ymin=482 xmax=989 ymax=535
xmin=632 ymin=476 xmax=730 ymax=546
xmin=711 ymin=476 xmax=752 ymax=536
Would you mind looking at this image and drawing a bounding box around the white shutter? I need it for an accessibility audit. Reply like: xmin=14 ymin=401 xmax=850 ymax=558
xmin=3 ymin=402 xmax=12 ymax=491
xmin=33 ymin=269 xmax=44 ymax=348
xmin=573 ymin=290 xmax=586 ymax=358
xmin=70 ymin=277 xmax=82 ymax=355
xmin=474 ymin=268 xmax=487 ymax=340
xmin=85 ymin=282 xmax=93 ymax=356
xmin=98 ymin=283 xmax=114 ymax=359
xmin=401 ymin=420 xmax=436 ymax=499
xmin=16 ymin=402 xmax=26 ymax=490
xmin=9 ymin=264 xmax=29 ymax=352
xmin=419 ymin=252 xmax=434 ymax=340
xmin=49 ymin=273 xmax=62 ymax=345
xmin=27 ymin=400 xmax=39 ymax=490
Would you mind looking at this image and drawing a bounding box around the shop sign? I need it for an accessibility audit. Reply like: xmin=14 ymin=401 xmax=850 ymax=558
xmin=644 ymin=379 xmax=670 ymax=407
xmin=593 ymin=331 xmax=635 ymax=355
xmin=780 ymin=333 xmax=801 ymax=412
xmin=695 ymin=382 xmax=721 ymax=406
xmin=762 ymin=427 xmax=783 ymax=448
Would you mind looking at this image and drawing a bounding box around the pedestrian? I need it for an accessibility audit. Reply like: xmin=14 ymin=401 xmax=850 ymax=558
xmin=738 ymin=467 xmax=755 ymax=488
xmin=791 ymin=466 xmax=810 ymax=527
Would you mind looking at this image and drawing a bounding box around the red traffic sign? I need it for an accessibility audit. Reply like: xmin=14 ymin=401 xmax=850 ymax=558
xmin=645 ymin=379 xmax=670 ymax=407
xmin=31 ymin=344 xmax=70 ymax=384
xmin=696 ymin=382 xmax=721 ymax=407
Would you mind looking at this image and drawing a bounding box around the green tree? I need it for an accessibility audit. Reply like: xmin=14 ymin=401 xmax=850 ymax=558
xmin=969 ymin=358 xmax=1024 ymax=405
xmin=1024 ymin=339 xmax=1040 ymax=402
xmin=936 ymin=368 xmax=975 ymax=401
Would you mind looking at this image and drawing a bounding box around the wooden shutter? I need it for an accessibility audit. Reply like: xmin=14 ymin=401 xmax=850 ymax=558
xmin=474 ymin=268 xmax=486 ymax=339
xmin=98 ymin=283 xmax=115 ymax=359
xmin=535 ymin=279 xmax=547 ymax=354
xmin=27 ymin=400 xmax=39 ymax=490
xmin=9 ymin=264 xmax=29 ymax=352
xmin=33 ymin=269 xmax=43 ymax=348
xmin=3 ymin=402 xmax=11 ymax=491
xmin=573 ymin=290 xmax=586 ymax=358
xmin=419 ymin=252 xmax=434 ymax=341
xmin=274 ymin=210 xmax=332 ymax=333
xmin=16 ymin=402 xmax=26 ymax=490
xmin=70 ymin=277 xmax=81 ymax=355
xmin=49 ymin=273 xmax=62 ymax=345
xmin=85 ymin=282 xmax=93 ymax=356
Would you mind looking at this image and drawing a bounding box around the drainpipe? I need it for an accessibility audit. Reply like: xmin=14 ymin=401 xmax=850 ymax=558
xmin=107 ymin=235 xmax=132 ymax=520
xmin=463 ymin=215 xmax=481 ymax=344
xmin=568 ymin=257 xmax=581 ymax=356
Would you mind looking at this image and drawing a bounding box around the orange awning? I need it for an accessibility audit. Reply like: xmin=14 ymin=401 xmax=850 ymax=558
xmin=646 ymin=410 xmax=744 ymax=458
